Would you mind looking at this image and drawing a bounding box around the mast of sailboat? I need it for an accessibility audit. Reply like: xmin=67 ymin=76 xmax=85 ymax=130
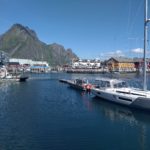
xmin=143 ymin=0 xmax=150 ymax=90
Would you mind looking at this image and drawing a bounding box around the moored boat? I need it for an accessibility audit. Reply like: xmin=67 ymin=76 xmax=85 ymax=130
xmin=0 ymin=65 xmax=28 ymax=82
xmin=68 ymin=79 xmax=93 ymax=91
xmin=1 ymin=74 xmax=29 ymax=82
xmin=19 ymin=75 xmax=29 ymax=82
xmin=91 ymin=78 xmax=150 ymax=110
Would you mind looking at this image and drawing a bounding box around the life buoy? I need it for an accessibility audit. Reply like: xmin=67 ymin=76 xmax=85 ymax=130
xmin=87 ymin=85 xmax=90 ymax=89
xmin=86 ymin=84 xmax=92 ymax=91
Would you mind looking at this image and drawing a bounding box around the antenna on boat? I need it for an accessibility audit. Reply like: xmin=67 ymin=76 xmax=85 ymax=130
xmin=143 ymin=0 xmax=150 ymax=90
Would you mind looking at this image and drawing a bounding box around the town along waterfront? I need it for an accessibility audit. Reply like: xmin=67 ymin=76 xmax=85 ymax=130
xmin=1 ymin=73 xmax=150 ymax=150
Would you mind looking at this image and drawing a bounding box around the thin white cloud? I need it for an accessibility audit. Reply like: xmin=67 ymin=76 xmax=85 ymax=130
xmin=99 ymin=50 xmax=125 ymax=60
xmin=107 ymin=50 xmax=125 ymax=57
xmin=131 ymin=48 xmax=150 ymax=54
xmin=131 ymin=48 xmax=143 ymax=54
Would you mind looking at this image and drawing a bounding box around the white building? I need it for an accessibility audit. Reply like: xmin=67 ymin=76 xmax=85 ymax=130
xmin=9 ymin=58 xmax=33 ymax=65
xmin=31 ymin=60 xmax=49 ymax=67
xmin=9 ymin=58 xmax=51 ymax=72
xmin=9 ymin=58 xmax=49 ymax=67
xmin=72 ymin=59 xmax=101 ymax=69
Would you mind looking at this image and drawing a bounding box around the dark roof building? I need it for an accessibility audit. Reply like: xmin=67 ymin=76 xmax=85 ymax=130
xmin=108 ymin=57 xmax=133 ymax=63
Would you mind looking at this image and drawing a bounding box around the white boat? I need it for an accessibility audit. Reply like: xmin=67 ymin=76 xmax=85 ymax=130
xmin=91 ymin=0 xmax=150 ymax=111
xmin=91 ymin=78 xmax=150 ymax=110
xmin=0 ymin=66 xmax=7 ymax=78
xmin=0 ymin=66 xmax=28 ymax=82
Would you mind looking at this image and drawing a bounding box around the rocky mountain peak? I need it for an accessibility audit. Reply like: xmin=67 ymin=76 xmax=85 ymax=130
xmin=8 ymin=23 xmax=38 ymax=41
xmin=0 ymin=23 xmax=78 ymax=66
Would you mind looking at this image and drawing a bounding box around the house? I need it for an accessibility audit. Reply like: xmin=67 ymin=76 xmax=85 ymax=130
xmin=30 ymin=65 xmax=50 ymax=73
xmin=133 ymin=58 xmax=150 ymax=72
xmin=30 ymin=61 xmax=50 ymax=73
xmin=7 ymin=62 xmax=21 ymax=73
xmin=9 ymin=58 xmax=50 ymax=72
xmin=107 ymin=57 xmax=135 ymax=72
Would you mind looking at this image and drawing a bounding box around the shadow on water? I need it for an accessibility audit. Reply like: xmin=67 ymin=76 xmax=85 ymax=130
xmin=89 ymin=96 xmax=150 ymax=150
xmin=91 ymin=96 xmax=150 ymax=125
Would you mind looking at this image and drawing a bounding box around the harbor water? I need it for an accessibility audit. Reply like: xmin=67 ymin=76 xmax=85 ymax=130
xmin=0 ymin=73 xmax=150 ymax=150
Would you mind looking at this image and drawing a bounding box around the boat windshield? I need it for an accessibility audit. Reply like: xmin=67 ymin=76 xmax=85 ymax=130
xmin=95 ymin=80 xmax=111 ymax=88
xmin=75 ymin=79 xmax=87 ymax=85
xmin=113 ymin=81 xmax=128 ymax=88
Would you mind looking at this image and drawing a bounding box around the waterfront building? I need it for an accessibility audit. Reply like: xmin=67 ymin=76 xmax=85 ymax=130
xmin=66 ymin=59 xmax=101 ymax=73
xmin=9 ymin=58 xmax=33 ymax=65
xmin=9 ymin=58 xmax=50 ymax=73
xmin=30 ymin=60 xmax=50 ymax=73
xmin=30 ymin=65 xmax=50 ymax=73
xmin=7 ymin=62 xmax=21 ymax=73
xmin=9 ymin=58 xmax=49 ymax=66
xmin=0 ymin=51 xmax=9 ymax=65
xmin=133 ymin=58 xmax=150 ymax=72
xmin=107 ymin=57 xmax=135 ymax=72
xmin=72 ymin=59 xmax=101 ymax=69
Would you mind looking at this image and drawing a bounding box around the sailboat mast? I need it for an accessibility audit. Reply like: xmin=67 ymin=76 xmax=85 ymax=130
xmin=143 ymin=0 xmax=150 ymax=91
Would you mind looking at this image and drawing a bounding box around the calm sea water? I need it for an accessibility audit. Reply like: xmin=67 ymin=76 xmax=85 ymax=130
xmin=0 ymin=73 xmax=150 ymax=150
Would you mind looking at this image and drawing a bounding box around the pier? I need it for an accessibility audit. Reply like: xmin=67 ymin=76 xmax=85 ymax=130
xmin=66 ymin=68 xmax=106 ymax=73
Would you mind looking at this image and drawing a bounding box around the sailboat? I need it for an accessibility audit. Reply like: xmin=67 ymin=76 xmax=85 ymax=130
xmin=91 ymin=0 xmax=150 ymax=111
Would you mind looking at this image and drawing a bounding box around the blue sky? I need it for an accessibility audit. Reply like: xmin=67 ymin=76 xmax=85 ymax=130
xmin=0 ymin=0 xmax=149 ymax=59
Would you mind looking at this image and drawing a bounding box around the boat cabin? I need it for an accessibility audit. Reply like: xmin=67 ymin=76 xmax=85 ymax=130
xmin=74 ymin=79 xmax=88 ymax=85
xmin=95 ymin=78 xmax=128 ymax=89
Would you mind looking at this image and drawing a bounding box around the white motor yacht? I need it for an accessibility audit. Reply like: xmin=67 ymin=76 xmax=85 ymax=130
xmin=91 ymin=78 xmax=150 ymax=110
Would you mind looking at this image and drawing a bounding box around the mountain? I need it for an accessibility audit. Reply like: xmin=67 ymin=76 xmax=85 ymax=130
xmin=0 ymin=24 xmax=78 ymax=66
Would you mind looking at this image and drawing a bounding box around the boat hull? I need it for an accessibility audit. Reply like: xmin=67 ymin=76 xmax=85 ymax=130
xmin=19 ymin=76 xmax=28 ymax=82
xmin=68 ymin=82 xmax=86 ymax=91
xmin=130 ymin=97 xmax=150 ymax=110
xmin=91 ymin=88 xmax=132 ymax=105
xmin=91 ymin=88 xmax=150 ymax=111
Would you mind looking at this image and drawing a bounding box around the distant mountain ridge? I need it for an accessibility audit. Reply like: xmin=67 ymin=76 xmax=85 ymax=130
xmin=0 ymin=24 xmax=78 ymax=66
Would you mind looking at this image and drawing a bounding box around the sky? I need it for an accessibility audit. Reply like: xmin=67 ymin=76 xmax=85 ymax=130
xmin=0 ymin=0 xmax=149 ymax=59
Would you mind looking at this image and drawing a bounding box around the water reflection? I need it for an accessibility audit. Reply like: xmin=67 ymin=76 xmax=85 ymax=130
xmin=91 ymin=97 xmax=150 ymax=124
xmin=0 ymin=73 xmax=150 ymax=150
xmin=0 ymin=81 xmax=21 ymax=119
xmin=90 ymin=97 xmax=150 ymax=150
xmin=0 ymin=81 xmax=11 ymax=93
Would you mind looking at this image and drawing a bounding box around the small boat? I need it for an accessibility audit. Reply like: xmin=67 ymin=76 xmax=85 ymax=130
xmin=0 ymin=65 xmax=28 ymax=82
xmin=19 ymin=75 xmax=29 ymax=82
xmin=91 ymin=78 xmax=150 ymax=110
xmin=3 ymin=74 xmax=28 ymax=82
xmin=68 ymin=79 xmax=93 ymax=91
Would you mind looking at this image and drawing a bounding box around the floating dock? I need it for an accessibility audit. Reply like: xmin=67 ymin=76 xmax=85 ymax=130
xmin=59 ymin=78 xmax=93 ymax=92
xmin=59 ymin=79 xmax=69 ymax=83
